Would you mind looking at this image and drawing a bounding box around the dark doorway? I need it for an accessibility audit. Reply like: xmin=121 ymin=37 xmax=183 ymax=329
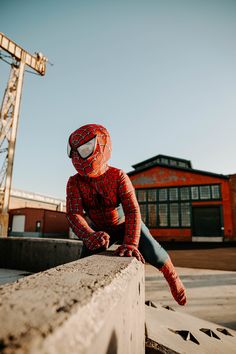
xmin=192 ymin=206 xmax=222 ymax=236
xmin=35 ymin=221 xmax=41 ymax=232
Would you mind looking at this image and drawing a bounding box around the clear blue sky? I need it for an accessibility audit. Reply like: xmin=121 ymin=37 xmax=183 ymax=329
xmin=1 ymin=0 xmax=236 ymax=199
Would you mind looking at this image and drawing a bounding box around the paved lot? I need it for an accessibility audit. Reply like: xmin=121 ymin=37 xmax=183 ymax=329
xmin=166 ymin=246 xmax=236 ymax=271
xmin=145 ymin=246 xmax=236 ymax=330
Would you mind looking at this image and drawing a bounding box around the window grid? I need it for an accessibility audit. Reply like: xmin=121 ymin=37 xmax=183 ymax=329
xmin=139 ymin=204 xmax=147 ymax=224
xmin=158 ymin=204 xmax=168 ymax=227
xmin=158 ymin=188 xmax=168 ymax=201
xmin=180 ymin=187 xmax=190 ymax=200
xmin=211 ymin=185 xmax=220 ymax=199
xmin=191 ymin=186 xmax=199 ymax=200
xmin=169 ymin=187 xmax=178 ymax=201
xmin=199 ymin=185 xmax=211 ymax=200
xmin=148 ymin=204 xmax=157 ymax=227
xmin=136 ymin=184 xmax=221 ymax=228
xmin=170 ymin=203 xmax=179 ymax=227
xmin=147 ymin=189 xmax=157 ymax=202
xmin=180 ymin=203 xmax=191 ymax=227
xmin=136 ymin=184 xmax=221 ymax=203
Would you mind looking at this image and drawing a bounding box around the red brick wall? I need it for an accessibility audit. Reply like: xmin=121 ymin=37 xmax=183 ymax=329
xmin=150 ymin=228 xmax=191 ymax=241
xmin=229 ymin=174 xmax=236 ymax=240
xmin=44 ymin=210 xmax=69 ymax=234
xmin=129 ymin=165 xmax=227 ymax=188
xmin=9 ymin=208 xmax=45 ymax=232
xmin=9 ymin=208 xmax=69 ymax=236
xmin=24 ymin=209 xmax=45 ymax=232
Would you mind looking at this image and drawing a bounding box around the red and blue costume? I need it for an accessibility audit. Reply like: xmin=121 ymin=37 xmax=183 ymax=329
xmin=66 ymin=124 xmax=187 ymax=305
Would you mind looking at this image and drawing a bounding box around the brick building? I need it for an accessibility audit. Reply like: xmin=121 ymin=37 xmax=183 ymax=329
xmin=128 ymin=155 xmax=236 ymax=242
xmin=9 ymin=208 xmax=69 ymax=238
xmin=8 ymin=190 xmax=68 ymax=238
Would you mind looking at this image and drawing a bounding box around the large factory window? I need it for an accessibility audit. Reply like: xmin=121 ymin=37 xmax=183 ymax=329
xmin=170 ymin=203 xmax=179 ymax=227
xmin=136 ymin=184 xmax=221 ymax=228
xmin=169 ymin=188 xmax=178 ymax=201
xmin=180 ymin=187 xmax=190 ymax=200
xmin=181 ymin=203 xmax=191 ymax=227
xmin=158 ymin=188 xmax=168 ymax=201
xmin=148 ymin=204 xmax=157 ymax=227
xmin=158 ymin=204 xmax=168 ymax=227
xmin=199 ymin=185 xmax=211 ymax=199
xmin=191 ymin=186 xmax=199 ymax=200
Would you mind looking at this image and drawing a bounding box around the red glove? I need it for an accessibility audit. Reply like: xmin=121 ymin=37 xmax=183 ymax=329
xmin=115 ymin=244 xmax=145 ymax=264
xmin=84 ymin=231 xmax=110 ymax=251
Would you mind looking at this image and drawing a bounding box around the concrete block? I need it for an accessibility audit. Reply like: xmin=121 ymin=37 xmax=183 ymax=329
xmin=0 ymin=237 xmax=82 ymax=272
xmin=0 ymin=252 xmax=145 ymax=354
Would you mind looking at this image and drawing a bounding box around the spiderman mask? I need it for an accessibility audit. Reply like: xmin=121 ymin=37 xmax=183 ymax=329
xmin=67 ymin=124 xmax=112 ymax=178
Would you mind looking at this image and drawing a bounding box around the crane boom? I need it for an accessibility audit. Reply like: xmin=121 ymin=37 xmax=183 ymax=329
xmin=0 ymin=32 xmax=47 ymax=75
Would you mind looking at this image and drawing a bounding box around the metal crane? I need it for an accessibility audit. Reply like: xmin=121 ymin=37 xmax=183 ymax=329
xmin=0 ymin=32 xmax=47 ymax=236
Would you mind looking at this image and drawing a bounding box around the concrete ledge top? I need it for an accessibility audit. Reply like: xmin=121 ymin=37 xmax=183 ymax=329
xmin=0 ymin=237 xmax=81 ymax=244
xmin=0 ymin=251 xmax=144 ymax=354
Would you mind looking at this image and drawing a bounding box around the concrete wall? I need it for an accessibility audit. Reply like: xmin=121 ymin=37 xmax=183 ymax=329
xmin=0 ymin=237 xmax=82 ymax=272
xmin=0 ymin=253 xmax=145 ymax=354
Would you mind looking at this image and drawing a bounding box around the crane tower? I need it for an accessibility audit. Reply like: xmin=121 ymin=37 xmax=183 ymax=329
xmin=0 ymin=33 xmax=47 ymax=236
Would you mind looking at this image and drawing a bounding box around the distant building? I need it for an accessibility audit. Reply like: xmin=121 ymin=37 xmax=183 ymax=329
xmin=9 ymin=189 xmax=66 ymax=212
xmin=128 ymin=155 xmax=236 ymax=242
xmin=8 ymin=189 xmax=68 ymax=238
xmin=9 ymin=208 xmax=69 ymax=239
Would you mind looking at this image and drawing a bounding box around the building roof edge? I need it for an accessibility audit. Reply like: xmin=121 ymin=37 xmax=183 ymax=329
xmin=127 ymin=163 xmax=229 ymax=179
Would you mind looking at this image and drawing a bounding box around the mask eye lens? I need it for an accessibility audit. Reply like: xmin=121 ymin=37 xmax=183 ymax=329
xmin=67 ymin=140 xmax=72 ymax=158
xmin=77 ymin=136 xmax=96 ymax=158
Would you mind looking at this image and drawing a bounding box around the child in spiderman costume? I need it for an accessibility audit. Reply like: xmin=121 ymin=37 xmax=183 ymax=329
xmin=66 ymin=124 xmax=186 ymax=306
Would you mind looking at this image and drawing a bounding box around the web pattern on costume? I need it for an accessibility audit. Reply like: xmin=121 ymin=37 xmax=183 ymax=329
xmin=66 ymin=167 xmax=141 ymax=247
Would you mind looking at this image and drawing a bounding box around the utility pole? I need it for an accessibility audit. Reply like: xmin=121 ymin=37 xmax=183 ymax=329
xmin=0 ymin=33 xmax=47 ymax=236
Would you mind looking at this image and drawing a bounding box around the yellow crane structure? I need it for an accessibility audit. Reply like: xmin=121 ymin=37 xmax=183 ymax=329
xmin=0 ymin=33 xmax=47 ymax=236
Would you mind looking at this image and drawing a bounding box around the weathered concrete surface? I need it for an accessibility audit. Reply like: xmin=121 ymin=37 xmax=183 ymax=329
xmin=145 ymin=304 xmax=236 ymax=354
xmin=145 ymin=265 xmax=236 ymax=330
xmin=0 ymin=237 xmax=82 ymax=272
xmin=0 ymin=252 xmax=145 ymax=354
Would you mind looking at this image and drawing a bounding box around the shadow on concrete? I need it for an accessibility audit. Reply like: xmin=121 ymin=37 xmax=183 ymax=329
xmin=106 ymin=330 xmax=118 ymax=354
xmin=220 ymin=322 xmax=236 ymax=331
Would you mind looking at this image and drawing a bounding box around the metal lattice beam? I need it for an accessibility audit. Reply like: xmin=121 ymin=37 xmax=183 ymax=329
xmin=0 ymin=32 xmax=47 ymax=236
xmin=0 ymin=32 xmax=47 ymax=76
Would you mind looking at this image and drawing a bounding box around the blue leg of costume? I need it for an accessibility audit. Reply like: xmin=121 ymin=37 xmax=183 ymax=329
xmin=138 ymin=222 xmax=169 ymax=268
xmin=79 ymin=221 xmax=168 ymax=269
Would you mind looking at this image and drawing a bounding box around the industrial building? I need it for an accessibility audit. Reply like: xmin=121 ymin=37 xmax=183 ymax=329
xmin=128 ymin=155 xmax=236 ymax=242
xmin=9 ymin=189 xmax=66 ymax=212
xmin=8 ymin=189 xmax=68 ymax=238
xmin=7 ymin=156 xmax=236 ymax=242
xmin=9 ymin=207 xmax=69 ymax=238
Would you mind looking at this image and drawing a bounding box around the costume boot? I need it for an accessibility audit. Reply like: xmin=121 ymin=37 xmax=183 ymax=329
xmin=160 ymin=258 xmax=187 ymax=306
